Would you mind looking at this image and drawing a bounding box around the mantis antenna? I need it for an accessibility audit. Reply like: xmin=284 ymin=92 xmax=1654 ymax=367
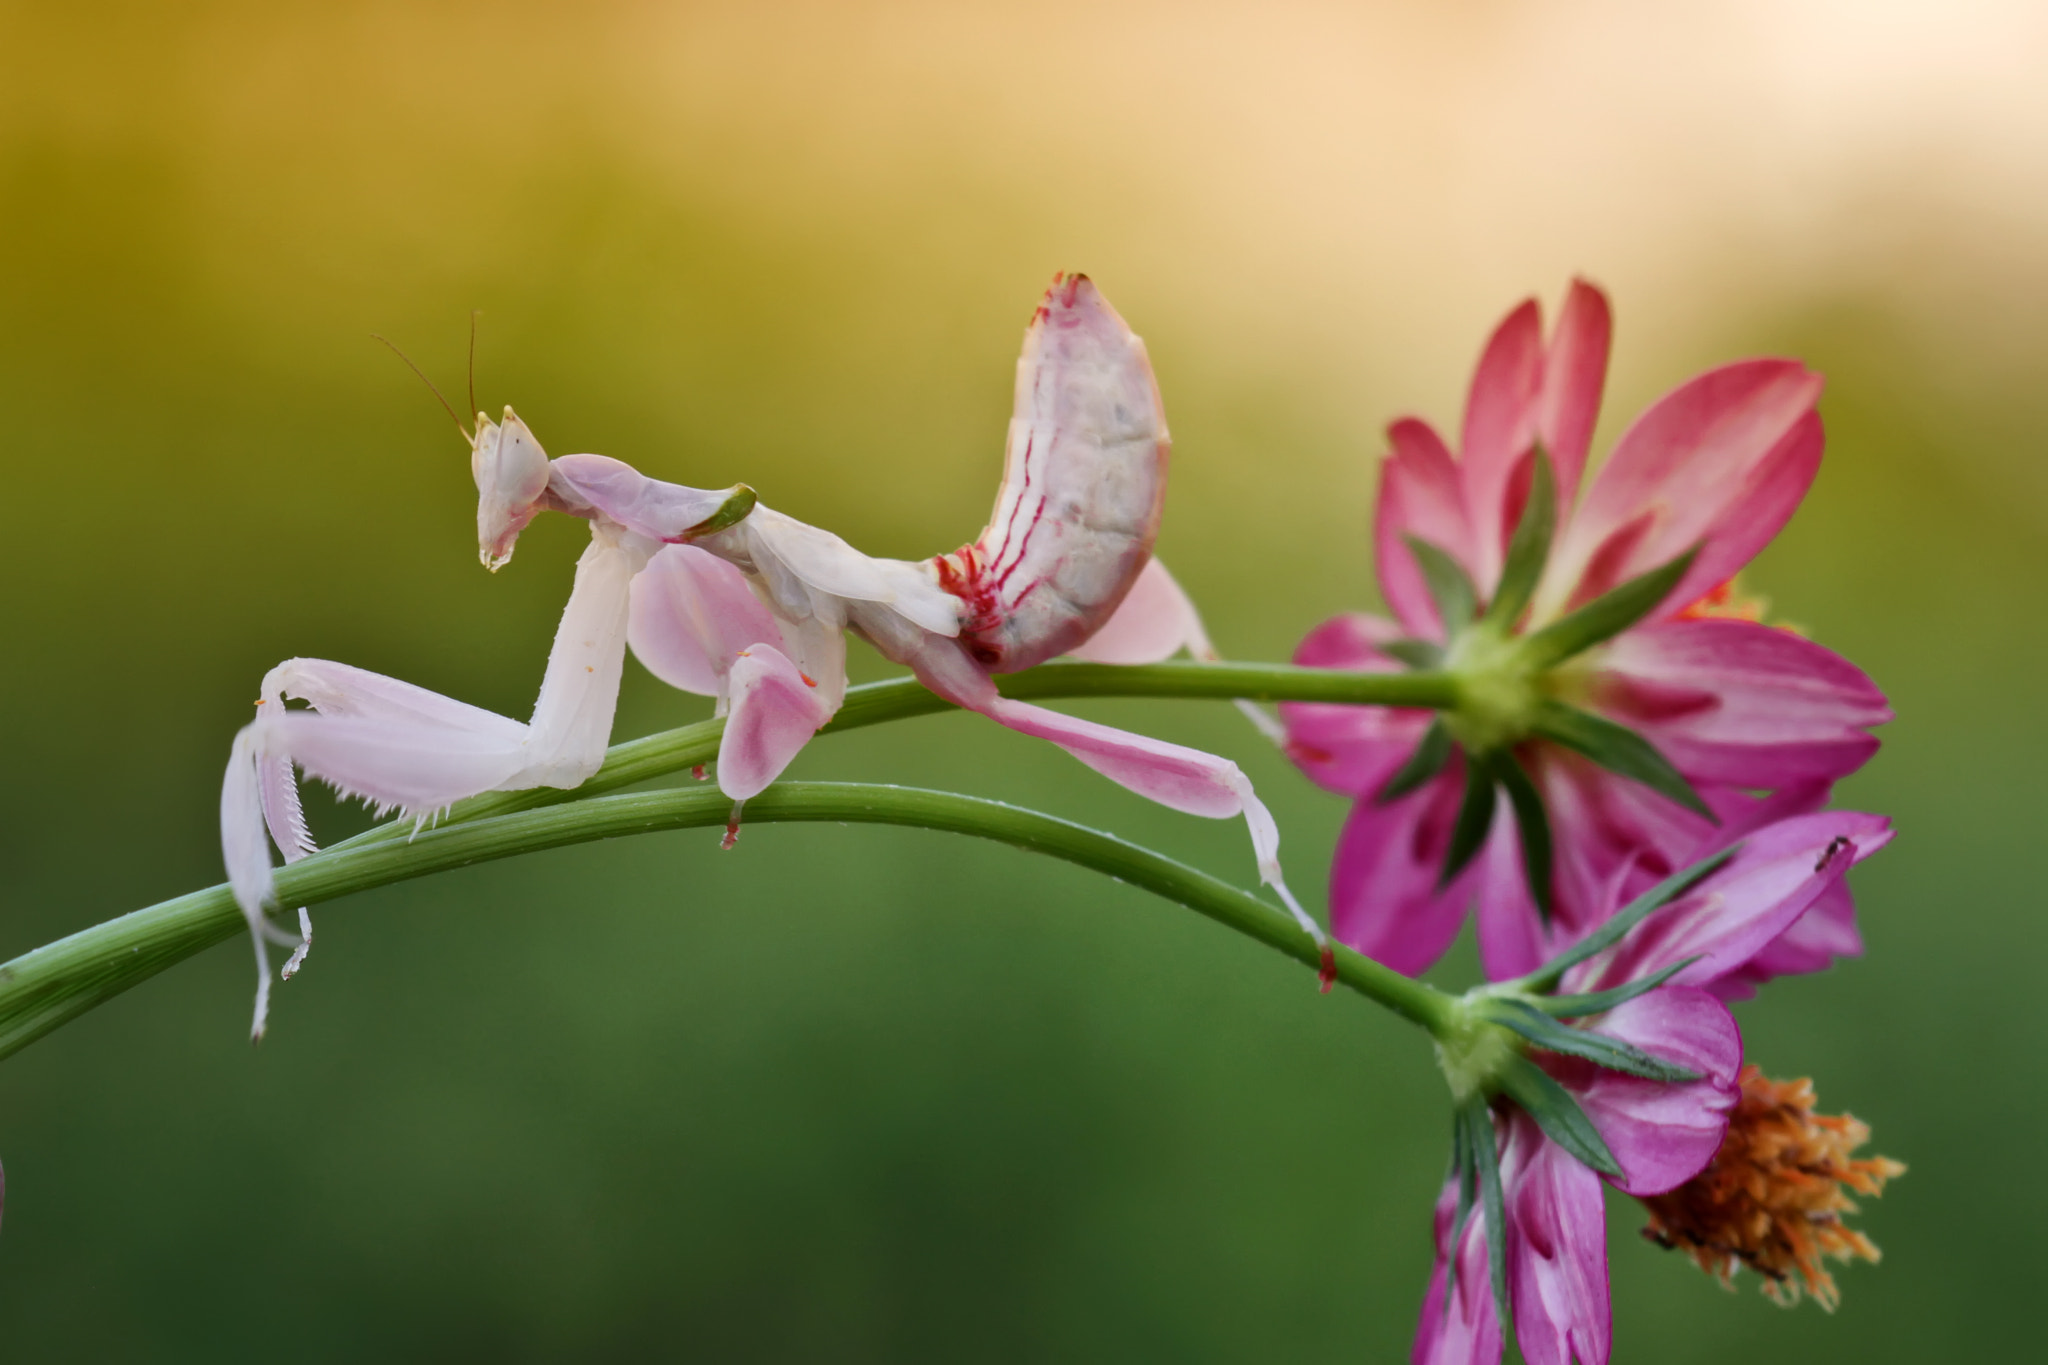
xmin=370 ymin=332 xmax=472 ymax=442
xmin=467 ymin=309 xmax=481 ymax=422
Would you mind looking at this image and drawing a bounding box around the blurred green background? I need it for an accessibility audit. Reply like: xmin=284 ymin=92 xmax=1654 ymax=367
xmin=2 ymin=0 xmax=2043 ymax=1358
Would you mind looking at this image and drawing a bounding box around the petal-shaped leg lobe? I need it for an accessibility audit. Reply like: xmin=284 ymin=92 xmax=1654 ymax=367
xmin=715 ymin=644 xmax=836 ymax=801
xmin=912 ymin=635 xmax=1323 ymax=939
xmin=628 ymin=543 xmax=785 ymax=697
xmin=1064 ymin=557 xmax=1209 ymax=664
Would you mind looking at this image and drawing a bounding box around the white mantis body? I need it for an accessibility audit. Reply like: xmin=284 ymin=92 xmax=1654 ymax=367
xmin=223 ymin=274 xmax=1317 ymax=1040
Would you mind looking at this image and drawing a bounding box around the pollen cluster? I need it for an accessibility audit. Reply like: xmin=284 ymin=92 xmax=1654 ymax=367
xmin=1637 ymin=1065 xmax=1905 ymax=1311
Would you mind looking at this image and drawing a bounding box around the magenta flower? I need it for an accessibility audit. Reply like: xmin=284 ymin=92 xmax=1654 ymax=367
xmin=1416 ymin=809 xmax=1891 ymax=1365
xmin=1282 ymin=280 xmax=1890 ymax=979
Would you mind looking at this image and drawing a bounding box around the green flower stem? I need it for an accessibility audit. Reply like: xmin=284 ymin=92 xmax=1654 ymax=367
xmin=329 ymin=660 xmax=1460 ymax=851
xmin=0 ymin=783 xmax=1454 ymax=1063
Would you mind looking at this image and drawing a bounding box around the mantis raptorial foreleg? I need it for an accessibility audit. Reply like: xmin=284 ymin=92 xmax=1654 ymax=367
xmin=222 ymin=414 xmax=749 ymax=1039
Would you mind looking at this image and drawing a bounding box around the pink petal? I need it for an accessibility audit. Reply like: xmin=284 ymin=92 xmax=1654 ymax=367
xmin=1413 ymin=1174 xmax=1506 ymax=1365
xmin=628 ymin=544 xmax=785 ymax=697
xmin=1474 ymin=749 xmax=1720 ymax=979
xmin=1594 ymin=619 xmax=1890 ymax=788
xmin=1718 ymin=875 xmax=1862 ymax=1001
xmin=1329 ymin=768 xmax=1476 ymax=975
xmin=1543 ymin=359 xmax=1824 ymax=619
xmin=1459 ymin=299 xmax=1547 ymax=590
xmin=1064 ymin=557 xmax=1209 ymax=664
xmin=1281 ymin=613 xmax=1434 ymax=797
xmin=1472 ymin=813 xmax=1553 ymax=982
xmin=1292 ymin=610 xmax=1410 ymax=671
xmin=1376 ymin=418 xmax=1477 ymax=637
xmin=1559 ymin=987 xmax=1741 ymax=1197
xmin=1531 ymin=280 xmax=1612 ymax=509
xmin=716 ymin=644 xmax=836 ymax=800
xmin=1578 ymin=811 xmax=1891 ymax=995
xmin=1503 ymin=1112 xmax=1611 ymax=1365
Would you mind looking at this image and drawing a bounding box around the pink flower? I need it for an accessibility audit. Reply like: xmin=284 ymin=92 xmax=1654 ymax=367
xmin=1283 ymin=280 xmax=1890 ymax=979
xmin=1415 ymin=810 xmax=1890 ymax=1365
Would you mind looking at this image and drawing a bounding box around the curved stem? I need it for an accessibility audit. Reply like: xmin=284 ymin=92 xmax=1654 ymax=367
xmin=0 ymin=783 xmax=1452 ymax=1063
xmin=330 ymin=660 xmax=1456 ymax=849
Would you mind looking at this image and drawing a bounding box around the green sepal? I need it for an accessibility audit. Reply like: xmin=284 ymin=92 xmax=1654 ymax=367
xmin=1477 ymin=997 xmax=1701 ymax=1082
xmin=1406 ymin=534 xmax=1479 ymax=632
xmin=1379 ymin=719 xmax=1454 ymax=805
xmin=680 ymin=483 xmax=759 ymax=538
xmin=1480 ymin=451 xmax=1557 ymax=629
xmin=1448 ymin=1098 xmax=1512 ymax=1336
xmin=1529 ymin=699 xmax=1715 ymax=821
xmin=1516 ymin=546 xmax=1700 ymax=671
xmin=1437 ymin=759 xmax=1498 ymax=890
xmin=1382 ymin=638 xmax=1446 ymax=670
xmin=1522 ymin=844 xmax=1741 ymax=990
xmin=1468 ymin=1098 xmax=1513 ymax=1335
xmin=1494 ymin=1053 xmax=1622 ymax=1178
xmin=1442 ymin=1105 xmax=1482 ymax=1315
xmin=1492 ymin=751 xmax=1555 ymax=925
xmin=1536 ymin=956 xmax=1701 ymax=1018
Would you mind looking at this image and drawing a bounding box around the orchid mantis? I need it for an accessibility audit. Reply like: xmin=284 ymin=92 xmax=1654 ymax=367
xmin=223 ymin=274 xmax=1317 ymax=1040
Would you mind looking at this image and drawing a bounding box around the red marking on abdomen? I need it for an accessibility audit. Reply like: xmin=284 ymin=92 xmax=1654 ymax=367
xmin=934 ymin=542 xmax=1008 ymax=666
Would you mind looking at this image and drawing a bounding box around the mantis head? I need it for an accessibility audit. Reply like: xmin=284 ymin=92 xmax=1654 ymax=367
xmin=472 ymin=406 xmax=553 ymax=571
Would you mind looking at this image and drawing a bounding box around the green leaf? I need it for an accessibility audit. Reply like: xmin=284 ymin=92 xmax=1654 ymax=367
xmin=1536 ymin=956 xmax=1701 ymax=1018
xmin=1516 ymin=547 xmax=1699 ymax=671
xmin=1494 ymin=1053 xmax=1622 ymax=1178
xmin=1405 ymin=534 xmax=1479 ymax=631
xmin=1437 ymin=760 xmax=1498 ymax=890
xmin=1523 ymin=844 xmax=1742 ymax=990
xmin=1381 ymin=638 xmax=1446 ymax=670
xmin=1529 ymin=700 xmax=1715 ymax=820
xmin=1492 ymin=751 xmax=1555 ymax=925
xmin=1379 ymin=719 xmax=1454 ymax=804
xmin=1478 ymin=997 xmax=1701 ymax=1082
xmin=1480 ymin=450 xmax=1557 ymax=629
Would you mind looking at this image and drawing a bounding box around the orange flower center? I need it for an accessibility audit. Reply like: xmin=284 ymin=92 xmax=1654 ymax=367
xmin=1636 ymin=1065 xmax=1905 ymax=1311
xmin=1675 ymin=577 xmax=1771 ymax=624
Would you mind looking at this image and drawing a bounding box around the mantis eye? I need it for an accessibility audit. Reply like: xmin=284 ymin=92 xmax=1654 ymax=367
xmin=473 ymin=407 xmax=552 ymax=570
